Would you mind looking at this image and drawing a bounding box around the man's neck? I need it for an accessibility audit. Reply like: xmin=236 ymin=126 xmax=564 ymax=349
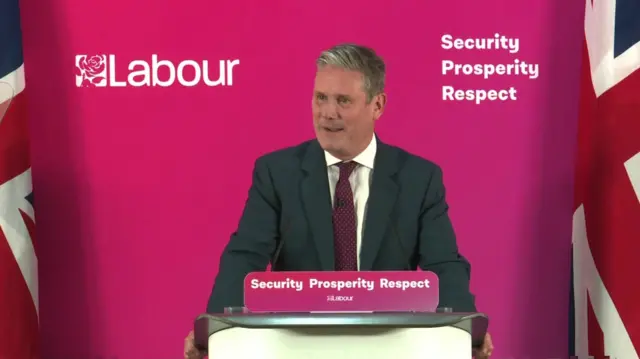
xmin=329 ymin=134 xmax=374 ymax=161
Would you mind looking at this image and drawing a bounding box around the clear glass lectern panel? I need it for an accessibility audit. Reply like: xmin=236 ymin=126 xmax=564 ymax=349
xmin=224 ymin=307 xmax=249 ymax=314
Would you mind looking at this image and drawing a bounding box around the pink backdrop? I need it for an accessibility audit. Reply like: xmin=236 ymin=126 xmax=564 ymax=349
xmin=18 ymin=0 xmax=584 ymax=358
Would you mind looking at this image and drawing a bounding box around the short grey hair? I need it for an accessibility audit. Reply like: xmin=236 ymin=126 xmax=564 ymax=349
xmin=316 ymin=43 xmax=386 ymax=102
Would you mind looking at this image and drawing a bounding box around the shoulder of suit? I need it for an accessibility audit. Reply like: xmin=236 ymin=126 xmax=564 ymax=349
xmin=253 ymin=139 xmax=445 ymax=175
xmin=254 ymin=139 xmax=316 ymax=165
xmin=379 ymin=141 xmax=443 ymax=174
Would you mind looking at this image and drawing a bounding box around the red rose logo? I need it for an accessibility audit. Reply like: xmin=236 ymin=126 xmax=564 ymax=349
xmin=79 ymin=55 xmax=105 ymax=76
xmin=76 ymin=55 xmax=107 ymax=87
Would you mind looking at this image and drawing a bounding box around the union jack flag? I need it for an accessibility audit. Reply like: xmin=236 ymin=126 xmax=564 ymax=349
xmin=0 ymin=0 xmax=38 ymax=358
xmin=570 ymin=0 xmax=640 ymax=358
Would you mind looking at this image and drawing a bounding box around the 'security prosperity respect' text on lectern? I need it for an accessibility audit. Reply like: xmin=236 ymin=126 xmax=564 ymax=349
xmin=195 ymin=271 xmax=489 ymax=358
xmin=194 ymin=311 xmax=489 ymax=359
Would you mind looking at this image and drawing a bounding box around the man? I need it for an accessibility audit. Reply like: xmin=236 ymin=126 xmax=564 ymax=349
xmin=184 ymin=43 xmax=493 ymax=358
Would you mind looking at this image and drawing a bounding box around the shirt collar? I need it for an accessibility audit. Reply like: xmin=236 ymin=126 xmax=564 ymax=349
xmin=324 ymin=134 xmax=377 ymax=169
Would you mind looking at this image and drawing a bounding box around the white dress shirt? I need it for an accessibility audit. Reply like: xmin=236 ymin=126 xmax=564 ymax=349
xmin=324 ymin=135 xmax=376 ymax=270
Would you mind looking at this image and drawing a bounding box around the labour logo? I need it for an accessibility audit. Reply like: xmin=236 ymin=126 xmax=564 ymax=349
xmin=73 ymin=54 xmax=240 ymax=87
xmin=75 ymin=55 xmax=107 ymax=87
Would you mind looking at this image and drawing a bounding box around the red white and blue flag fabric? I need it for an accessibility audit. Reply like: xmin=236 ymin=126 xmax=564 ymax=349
xmin=0 ymin=0 xmax=39 ymax=358
xmin=570 ymin=0 xmax=640 ymax=358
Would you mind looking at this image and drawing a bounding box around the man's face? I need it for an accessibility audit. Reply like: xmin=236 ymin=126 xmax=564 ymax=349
xmin=312 ymin=65 xmax=385 ymax=159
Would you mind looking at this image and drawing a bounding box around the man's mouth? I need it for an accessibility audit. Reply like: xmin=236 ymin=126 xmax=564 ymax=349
xmin=324 ymin=127 xmax=344 ymax=133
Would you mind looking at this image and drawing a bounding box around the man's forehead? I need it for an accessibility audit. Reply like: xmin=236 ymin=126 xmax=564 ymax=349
xmin=314 ymin=68 xmax=365 ymax=95
xmin=315 ymin=66 xmax=364 ymax=81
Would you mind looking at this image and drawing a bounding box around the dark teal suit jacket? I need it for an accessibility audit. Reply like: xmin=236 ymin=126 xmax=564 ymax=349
xmin=206 ymin=136 xmax=476 ymax=313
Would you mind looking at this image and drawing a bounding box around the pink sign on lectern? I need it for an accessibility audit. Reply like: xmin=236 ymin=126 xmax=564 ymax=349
xmin=243 ymin=271 xmax=439 ymax=312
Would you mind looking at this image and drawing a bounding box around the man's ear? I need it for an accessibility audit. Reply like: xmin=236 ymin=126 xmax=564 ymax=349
xmin=372 ymin=93 xmax=387 ymax=120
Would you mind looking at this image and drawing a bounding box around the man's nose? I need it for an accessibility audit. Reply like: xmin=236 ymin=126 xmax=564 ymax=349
xmin=320 ymin=102 xmax=339 ymax=120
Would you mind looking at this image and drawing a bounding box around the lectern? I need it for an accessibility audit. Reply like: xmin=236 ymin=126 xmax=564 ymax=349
xmin=194 ymin=312 xmax=489 ymax=359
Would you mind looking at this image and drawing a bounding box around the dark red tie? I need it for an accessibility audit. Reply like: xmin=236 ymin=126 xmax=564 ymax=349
xmin=332 ymin=161 xmax=359 ymax=271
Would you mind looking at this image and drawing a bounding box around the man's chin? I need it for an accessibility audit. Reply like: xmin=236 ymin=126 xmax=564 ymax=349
xmin=317 ymin=138 xmax=340 ymax=152
xmin=318 ymin=140 xmax=352 ymax=159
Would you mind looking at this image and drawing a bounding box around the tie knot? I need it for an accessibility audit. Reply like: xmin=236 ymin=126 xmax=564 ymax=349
xmin=337 ymin=161 xmax=358 ymax=178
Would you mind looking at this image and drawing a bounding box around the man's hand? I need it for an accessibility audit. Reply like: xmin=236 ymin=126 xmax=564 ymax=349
xmin=473 ymin=332 xmax=494 ymax=359
xmin=184 ymin=330 xmax=206 ymax=359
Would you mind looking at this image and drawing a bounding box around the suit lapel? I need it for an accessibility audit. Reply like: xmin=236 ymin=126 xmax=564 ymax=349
xmin=359 ymin=140 xmax=400 ymax=271
xmin=300 ymin=140 xmax=335 ymax=271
